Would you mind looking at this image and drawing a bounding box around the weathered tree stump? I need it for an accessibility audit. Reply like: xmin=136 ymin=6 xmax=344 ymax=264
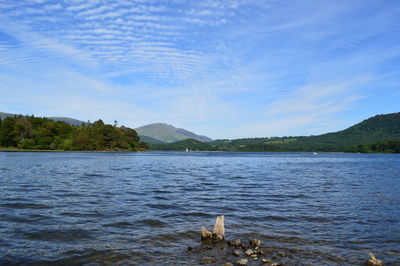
xmin=366 ymin=253 xmax=384 ymax=266
xmin=201 ymin=215 xmax=225 ymax=241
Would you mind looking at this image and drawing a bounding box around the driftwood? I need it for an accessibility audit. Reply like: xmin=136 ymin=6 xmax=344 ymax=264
xmin=366 ymin=253 xmax=384 ymax=266
xmin=201 ymin=215 xmax=225 ymax=241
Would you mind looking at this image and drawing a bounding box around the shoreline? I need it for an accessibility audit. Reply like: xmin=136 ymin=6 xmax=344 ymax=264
xmin=0 ymin=148 xmax=396 ymax=154
xmin=0 ymin=148 xmax=143 ymax=153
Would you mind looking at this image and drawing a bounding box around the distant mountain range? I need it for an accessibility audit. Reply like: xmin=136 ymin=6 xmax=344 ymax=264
xmin=150 ymin=112 xmax=400 ymax=152
xmin=47 ymin=117 xmax=86 ymax=126
xmin=3 ymin=111 xmax=399 ymax=151
xmin=0 ymin=112 xmax=86 ymax=126
xmin=135 ymin=123 xmax=212 ymax=143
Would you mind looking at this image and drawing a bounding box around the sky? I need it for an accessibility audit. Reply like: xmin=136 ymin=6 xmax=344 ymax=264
xmin=0 ymin=0 xmax=399 ymax=139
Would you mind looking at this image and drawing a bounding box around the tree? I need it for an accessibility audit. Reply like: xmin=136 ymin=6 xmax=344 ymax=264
xmin=0 ymin=117 xmax=18 ymax=147
xmin=0 ymin=115 xmax=144 ymax=151
xmin=15 ymin=116 xmax=32 ymax=146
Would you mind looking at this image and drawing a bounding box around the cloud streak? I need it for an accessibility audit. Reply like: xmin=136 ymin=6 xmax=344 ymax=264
xmin=1 ymin=0 xmax=400 ymax=139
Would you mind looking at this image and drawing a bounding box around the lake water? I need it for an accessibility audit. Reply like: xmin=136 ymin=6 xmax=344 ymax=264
xmin=0 ymin=152 xmax=399 ymax=265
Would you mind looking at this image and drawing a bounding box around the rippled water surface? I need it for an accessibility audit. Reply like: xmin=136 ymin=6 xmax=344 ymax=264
xmin=0 ymin=152 xmax=399 ymax=265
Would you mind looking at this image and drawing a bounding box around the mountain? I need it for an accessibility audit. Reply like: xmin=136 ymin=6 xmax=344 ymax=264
xmin=292 ymin=112 xmax=400 ymax=150
xmin=150 ymin=112 xmax=400 ymax=152
xmin=1 ymin=112 xmax=85 ymax=126
xmin=0 ymin=112 xmax=16 ymax=120
xmin=135 ymin=123 xmax=212 ymax=143
xmin=139 ymin=135 xmax=166 ymax=144
xmin=48 ymin=117 xmax=86 ymax=126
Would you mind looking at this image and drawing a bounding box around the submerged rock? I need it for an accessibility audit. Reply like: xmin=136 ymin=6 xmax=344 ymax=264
xmin=201 ymin=257 xmax=216 ymax=263
xmin=223 ymin=263 xmax=233 ymax=266
xmin=244 ymin=249 xmax=254 ymax=256
xmin=251 ymin=254 xmax=258 ymax=259
xmin=366 ymin=253 xmax=384 ymax=266
xmin=277 ymin=251 xmax=285 ymax=257
xmin=232 ymin=250 xmax=242 ymax=257
xmin=235 ymin=258 xmax=248 ymax=266
xmin=240 ymin=242 xmax=249 ymax=249
xmin=228 ymin=239 xmax=242 ymax=247
xmin=262 ymin=258 xmax=271 ymax=264
xmin=256 ymin=249 xmax=266 ymax=255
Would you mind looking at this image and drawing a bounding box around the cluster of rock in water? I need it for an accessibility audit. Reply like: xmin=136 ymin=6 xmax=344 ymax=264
xmin=224 ymin=238 xmax=281 ymax=266
xmin=191 ymin=237 xmax=384 ymax=266
xmin=191 ymin=216 xmax=384 ymax=265
xmin=190 ymin=236 xmax=286 ymax=266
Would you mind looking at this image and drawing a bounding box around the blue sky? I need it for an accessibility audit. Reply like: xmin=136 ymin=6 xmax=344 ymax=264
xmin=0 ymin=0 xmax=399 ymax=139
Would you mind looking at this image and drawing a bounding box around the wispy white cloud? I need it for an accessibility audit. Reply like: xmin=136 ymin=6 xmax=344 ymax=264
xmin=235 ymin=77 xmax=372 ymax=138
xmin=1 ymin=0 xmax=399 ymax=138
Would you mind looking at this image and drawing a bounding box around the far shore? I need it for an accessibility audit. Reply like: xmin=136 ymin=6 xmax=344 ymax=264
xmin=0 ymin=148 xmax=396 ymax=154
xmin=0 ymin=148 xmax=141 ymax=153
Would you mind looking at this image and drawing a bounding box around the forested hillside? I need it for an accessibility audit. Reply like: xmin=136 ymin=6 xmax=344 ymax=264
xmin=150 ymin=113 xmax=400 ymax=153
xmin=0 ymin=115 xmax=146 ymax=151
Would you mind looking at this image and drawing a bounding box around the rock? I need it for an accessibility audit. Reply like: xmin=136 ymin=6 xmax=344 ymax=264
xmin=277 ymin=251 xmax=285 ymax=257
xmin=244 ymin=249 xmax=254 ymax=256
xmin=235 ymin=258 xmax=248 ymax=266
xmin=187 ymin=246 xmax=193 ymax=251
xmin=232 ymin=250 xmax=242 ymax=257
xmin=201 ymin=257 xmax=216 ymax=263
xmin=366 ymin=253 xmax=384 ymax=266
xmin=228 ymin=239 xmax=242 ymax=247
xmin=240 ymin=242 xmax=249 ymax=249
xmin=257 ymin=249 xmax=266 ymax=255
xmin=262 ymin=258 xmax=271 ymax=264
xmin=250 ymin=239 xmax=262 ymax=248
xmin=223 ymin=263 xmax=233 ymax=266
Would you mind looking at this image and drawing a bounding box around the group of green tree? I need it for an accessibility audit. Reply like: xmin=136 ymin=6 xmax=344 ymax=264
xmin=149 ymin=113 xmax=400 ymax=153
xmin=0 ymin=115 xmax=147 ymax=151
xmin=344 ymin=140 xmax=400 ymax=153
xmin=150 ymin=137 xmax=400 ymax=153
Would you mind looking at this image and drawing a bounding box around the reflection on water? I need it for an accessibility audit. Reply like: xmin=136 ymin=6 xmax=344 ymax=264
xmin=0 ymin=152 xmax=399 ymax=265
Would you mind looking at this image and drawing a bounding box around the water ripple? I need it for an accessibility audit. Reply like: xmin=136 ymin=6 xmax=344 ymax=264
xmin=0 ymin=151 xmax=399 ymax=265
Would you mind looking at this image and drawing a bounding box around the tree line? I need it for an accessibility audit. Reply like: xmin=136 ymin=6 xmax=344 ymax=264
xmin=344 ymin=140 xmax=400 ymax=153
xmin=149 ymin=113 xmax=400 ymax=153
xmin=150 ymin=138 xmax=400 ymax=153
xmin=0 ymin=115 xmax=146 ymax=151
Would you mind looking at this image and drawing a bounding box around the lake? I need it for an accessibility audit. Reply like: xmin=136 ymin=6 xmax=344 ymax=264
xmin=0 ymin=152 xmax=399 ymax=265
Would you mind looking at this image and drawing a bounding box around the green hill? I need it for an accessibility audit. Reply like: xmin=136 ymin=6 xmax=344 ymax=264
xmin=151 ymin=138 xmax=213 ymax=151
xmin=135 ymin=123 xmax=212 ymax=143
xmin=139 ymin=135 xmax=166 ymax=144
xmin=151 ymin=112 xmax=400 ymax=152
xmin=0 ymin=115 xmax=146 ymax=151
